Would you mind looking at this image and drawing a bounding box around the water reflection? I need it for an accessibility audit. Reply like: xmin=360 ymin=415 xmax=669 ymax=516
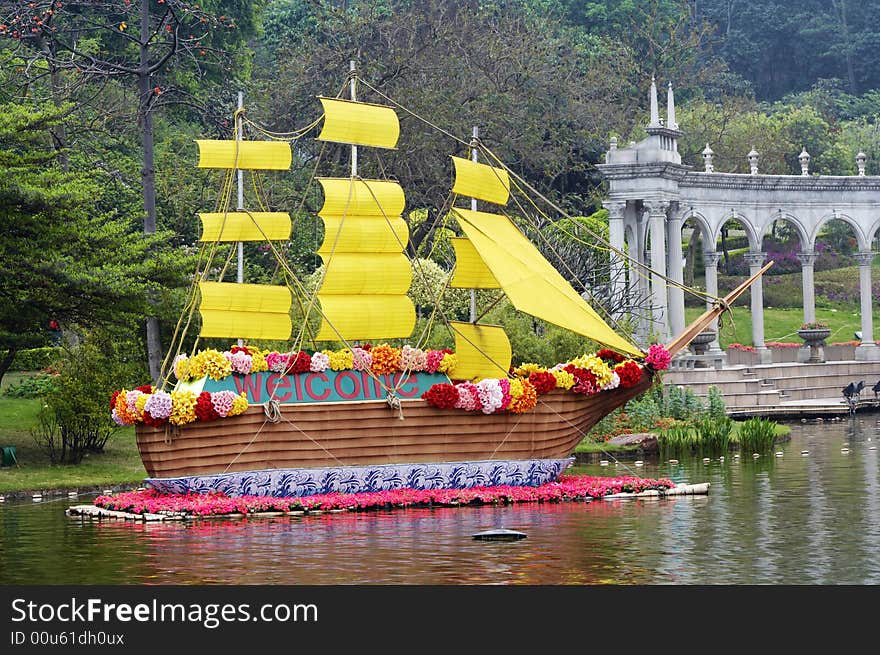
xmin=2 ymin=415 xmax=880 ymax=584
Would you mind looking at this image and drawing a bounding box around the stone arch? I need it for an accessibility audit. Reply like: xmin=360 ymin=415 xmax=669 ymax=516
xmin=867 ymin=216 xmax=880 ymax=247
xmin=758 ymin=211 xmax=810 ymax=252
xmin=715 ymin=209 xmax=760 ymax=250
xmin=677 ymin=208 xmax=712 ymax=245
xmin=811 ymin=211 xmax=869 ymax=251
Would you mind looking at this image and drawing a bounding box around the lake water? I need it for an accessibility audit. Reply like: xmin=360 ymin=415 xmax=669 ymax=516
xmin=2 ymin=414 xmax=879 ymax=585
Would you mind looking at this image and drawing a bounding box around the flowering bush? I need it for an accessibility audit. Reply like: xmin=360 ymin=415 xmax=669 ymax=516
xmin=800 ymin=321 xmax=829 ymax=330
xmin=94 ymin=474 xmax=677 ymax=516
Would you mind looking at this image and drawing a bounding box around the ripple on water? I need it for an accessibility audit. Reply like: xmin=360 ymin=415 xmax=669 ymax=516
xmin=2 ymin=416 xmax=880 ymax=584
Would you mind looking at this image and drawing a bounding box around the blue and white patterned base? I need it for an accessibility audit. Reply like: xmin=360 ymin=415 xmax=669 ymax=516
xmin=145 ymin=458 xmax=574 ymax=498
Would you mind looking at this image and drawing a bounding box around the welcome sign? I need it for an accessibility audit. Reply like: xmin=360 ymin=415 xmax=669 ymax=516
xmin=193 ymin=370 xmax=451 ymax=405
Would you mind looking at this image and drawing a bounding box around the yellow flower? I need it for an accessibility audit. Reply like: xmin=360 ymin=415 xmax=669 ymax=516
xmin=325 ymin=348 xmax=354 ymax=371
xmin=228 ymin=392 xmax=249 ymax=417
xmin=438 ymin=352 xmax=458 ymax=374
xmin=174 ymin=355 xmax=190 ymax=381
xmin=135 ymin=394 xmax=150 ymax=417
xmin=169 ymin=390 xmax=198 ymax=425
xmin=190 ymin=349 xmax=232 ymax=381
xmin=250 ymin=351 xmax=268 ymax=373
xmin=570 ymin=354 xmax=613 ymax=387
xmin=513 ymin=362 xmax=543 ymax=377
xmin=508 ymin=378 xmax=537 ymax=413
xmin=551 ymin=369 xmax=575 ymax=390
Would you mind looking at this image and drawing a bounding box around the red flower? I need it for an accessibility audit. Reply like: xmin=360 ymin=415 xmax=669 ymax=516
xmin=422 ymin=383 xmax=460 ymax=409
xmin=195 ymin=392 xmax=219 ymax=422
xmin=528 ymin=371 xmax=557 ymax=395
xmin=110 ymin=390 xmax=121 ymax=411
xmin=615 ymin=360 xmax=642 ymax=388
xmin=596 ymin=348 xmax=625 ymax=364
xmin=142 ymin=414 xmax=167 ymax=428
xmin=136 ymin=384 xmax=153 ymax=394
xmin=284 ymin=351 xmax=311 ymax=374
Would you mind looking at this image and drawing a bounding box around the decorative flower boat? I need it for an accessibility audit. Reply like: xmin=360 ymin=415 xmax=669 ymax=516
xmin=114 ymin=72 xmax=770 ymax=498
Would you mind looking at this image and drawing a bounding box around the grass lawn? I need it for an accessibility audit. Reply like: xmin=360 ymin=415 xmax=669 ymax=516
xmin=0 ymin=373 xmax=146 ymax=494
xmin=685 ymin=305 xmax=867 ymax=348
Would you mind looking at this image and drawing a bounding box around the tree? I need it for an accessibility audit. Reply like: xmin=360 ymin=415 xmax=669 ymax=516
xmin=253 ymin=0 xmax=643 ymax=256
xmin=0 ymin=101 xmax=181 ymax=386
xmin=0 ymin=0 xmax=263 ymax=382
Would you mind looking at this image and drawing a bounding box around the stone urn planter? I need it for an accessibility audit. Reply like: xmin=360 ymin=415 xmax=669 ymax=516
xmin=686 ymin=329 xmax=718 ymax=368
xmin=797 ymin=327 xmax=831 ymax=363
xmin=689 ymin=329 xmax=717 ymax=355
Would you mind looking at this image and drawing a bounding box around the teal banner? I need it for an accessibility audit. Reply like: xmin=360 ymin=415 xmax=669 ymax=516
xmin=202 ymin=370 xmax=451 ymax=405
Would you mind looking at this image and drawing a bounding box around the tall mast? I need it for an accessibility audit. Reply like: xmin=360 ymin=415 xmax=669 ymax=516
xmin=469 ymin=126 xmax=479 ymax=322
xmin=236 ymin=90 xmax=244 ymax=347
xmin=350 ymin=60 xmax=358 ymax=177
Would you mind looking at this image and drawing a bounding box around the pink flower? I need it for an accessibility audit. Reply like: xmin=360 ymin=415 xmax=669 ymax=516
xmin=645 ymin=344 xmax=671 ymax=371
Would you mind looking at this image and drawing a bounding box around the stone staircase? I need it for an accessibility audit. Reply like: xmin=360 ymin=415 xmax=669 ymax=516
xmin=662 ymin=360 xmax=880 ymax=417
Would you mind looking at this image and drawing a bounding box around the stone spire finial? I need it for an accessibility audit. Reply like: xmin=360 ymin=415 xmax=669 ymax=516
xmin=748 ymin=146 xmax=759 ymax=175
xmin=609 ymin=136 xmax=618 ymax=151
xmin=799 ymin=147 xmax=811 ymax=176
xmin=856 ymin=150 xmax=867 ymax=176
xmin=649 ymin=76 xmax=661 ymax=128
xmin=666 ymin=82 xmax=677 ymax=130
xmin=702 ymin=143 xmax=714 ymax=173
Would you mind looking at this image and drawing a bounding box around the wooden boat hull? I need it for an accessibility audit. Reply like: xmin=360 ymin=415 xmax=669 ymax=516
xmin=136 ymin=375 xmax=653 ymax=497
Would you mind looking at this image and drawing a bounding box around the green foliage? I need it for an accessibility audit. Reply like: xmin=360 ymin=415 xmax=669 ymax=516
xmin=11 ymin=347 xmax=63 ymax=371
xmin=3 ymin=374 xmax=58 ymax=399
xmin=735 ymin=417 xmax=778 ymax=453
xmin=33 ymin=329 xmax=147 ymax=465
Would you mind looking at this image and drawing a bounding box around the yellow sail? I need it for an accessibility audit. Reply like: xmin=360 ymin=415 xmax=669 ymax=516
xmin=199 ymin=212 xmax=291 ymax=242
xmin=451 ymin=208 xmax=643 ymax=357
xmin=317 ymin=178 xmax=408 ymax=253
xmin=317 ymin=98 xmax=400 ymax=149
xmin=314 ymin=178 xmax=414 ymax=341
xmin=449 ymin=322 xmax=512 ymax=380
xmin=450 ymin=238 xmax=500 ymax=289
xmin=199 ymin=282 xmax=292 ymax=341
xmin=319 ymin=216 xmax=409 ymax=254
xmin=451 ymin=156 xmax=510 ymax=206
xmin=196 ymin=140 xmax=292 ymax=170
xmin=317 ymin=253 xmax=412 ymax=294
xmin=318 ymin=178 xmax=405 ymax=216
xmin=315 ymin=296 xmax=415 ymax=341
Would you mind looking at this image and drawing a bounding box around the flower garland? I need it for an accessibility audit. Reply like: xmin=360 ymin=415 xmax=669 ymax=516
xmin=113 ymin=343 xmax=672 ymax=424
xmin=421 ymin=343 xmax=672 ymax=415
xmin=113 ymin=343 xmax=459 ymax=427
xmin=171 ymin=343 xmax=458 ymax=383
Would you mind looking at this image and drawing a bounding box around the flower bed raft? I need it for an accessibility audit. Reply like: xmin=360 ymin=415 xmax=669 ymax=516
xmin=84 ymin=475 xmax=689 ymax=520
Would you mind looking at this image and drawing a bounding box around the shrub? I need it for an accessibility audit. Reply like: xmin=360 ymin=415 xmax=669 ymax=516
xmin=11 ymin=347 xmax=63 ymax=371
xmin=736 ymin=417 xmax=778 ymax=453
xmin=3 ymin=373 xmax=58 ymax=399
xmin=33 ymin=329 xmax=147 ymax=464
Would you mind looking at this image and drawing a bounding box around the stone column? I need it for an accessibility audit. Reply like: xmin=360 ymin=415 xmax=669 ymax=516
xmin=666 ymin=210 xmax=685 ymax=338
xmin=604 ymin=200 xmax=627 ymax=321
xmin=744 ymin=251 xmax=772 ymax=364
xmin=644 ymin=200 xmax=670 ymax=341
xmin=636 ymin=207 xmax=651 ymax=342
xmin=703 ymin=250 xmax=725 ymax=359
xmin=855 ymin=251 xmax=880 ymax=361
xmin=797 ymin=252 xmax=817 ymax=324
